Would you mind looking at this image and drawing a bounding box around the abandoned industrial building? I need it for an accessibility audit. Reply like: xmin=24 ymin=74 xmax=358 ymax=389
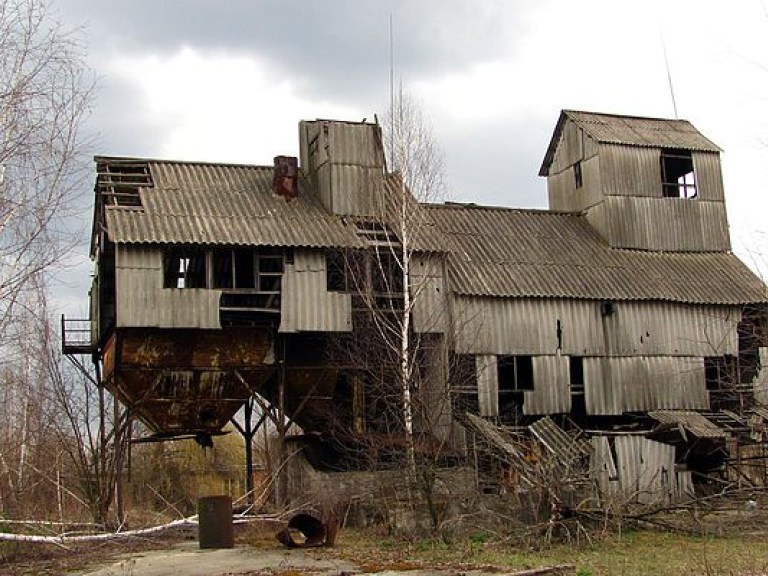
xmin=63 ymin=110 xmax=768 ymax=506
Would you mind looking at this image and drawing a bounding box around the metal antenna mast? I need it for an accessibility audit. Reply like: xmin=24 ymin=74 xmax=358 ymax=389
xmin=660 ymin=26 xmax=679 ymax=119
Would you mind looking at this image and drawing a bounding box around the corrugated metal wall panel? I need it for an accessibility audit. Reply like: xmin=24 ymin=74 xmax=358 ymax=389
xmin=600 ymin=145 xmax=660 ymax=198
xmin=411 ymin=255 xmax=447 ymax=334
xmin=603 ymin=196 xmax=731 ymax=252
xmin=476 ymin=355 xmax=498 ymax=417
xmin=453 ymin=297 xmax=740 ymax=357
xmin=585 ymin=356 xmax=708 ymax=415
xmin=328 ymin=164 xmax=384 ymax=217
xmin=614 ymin=436 xmax=676 ymax=504
xmin=115 ymin=246 xmax=221 ymax=329
xmin=590 ymin=436 xmax=619 ymax=498
xmin=547 ymin=155 xmax=602 ymax=213
xmin=328 ymin=122 xmax=383 ymax=167
xmin=279 ymin=250 xmax=351 ymax=333
xmin=692 ymin=151 xmax=725 ymax=202
xmin=524 ymin=355 xmax=570 ymax=415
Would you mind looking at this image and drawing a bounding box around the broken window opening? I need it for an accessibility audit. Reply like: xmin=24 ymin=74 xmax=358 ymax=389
xmin=372 ymin=249 xmax=404 ymax=295
xmin=661 ymin=149 xmax=697 ymax=199
xmin=704 ymin=355 xmax=737 ymax=391
xmin=569 ymin=356 xmax=587 ymax=423
xmin=326 ymin=250 xmax=347 ymax=292
xmin=497 ymin=355 xmax=534 ymax=391
xmin=163 ymin=248 xmax=207 ymax=288
xmin=498 ymin=355 xmax=533 ymax=426
xmin=737 ymin=305 xmax=767 ymax=385
xmin=574 ymin=161 xmax=583 ymax=189
xmin=212 ymin=247 xmax=284 ymax=292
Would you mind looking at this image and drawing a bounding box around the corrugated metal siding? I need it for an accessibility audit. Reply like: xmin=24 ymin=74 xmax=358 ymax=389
xmin=584 ymin=356 xmax=708 ymax=415
xmin=279 ymin=250 xmax=351 ymax=333
xmin=106 ymin=162 xmax=362 ymax=249
xmin=600 ymin=144 xmax=660 ymax=198
xmin=476 ymin=355 xmax=498 ymax=417
xmin=428 ymin=204 xmax=763 ymax=304
xmin=411 ymin=255 xmax=447 ymax=334
xmin=590 ymin=435 xmax=687 ymax=504
xmin=692 ymin=151 xmax=725 ymax=202
xmin=547 ymin=155 xmax=602 ymax=213
xmin=524 ymin=356 xmax=570 ymax=415
xmin=540 ymin=112 xmax=720 ymax=176
xmin=453 ymin=296 xmax=740 ymax=357
xmin=115 ymin=246 xmax=221 ymax=329
xmin=602 ymin=196 xmax=731 ymax=252
xmin=614 ymin=436 xmax=678 ymax=504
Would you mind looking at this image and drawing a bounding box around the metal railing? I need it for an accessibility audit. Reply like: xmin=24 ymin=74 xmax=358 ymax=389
xmin=61 ymin=315 xmax=95 ymax=354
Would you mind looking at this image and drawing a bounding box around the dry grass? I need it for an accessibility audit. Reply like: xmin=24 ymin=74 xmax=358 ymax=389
xmin=320 ymin=526 xmax=768 ymax=576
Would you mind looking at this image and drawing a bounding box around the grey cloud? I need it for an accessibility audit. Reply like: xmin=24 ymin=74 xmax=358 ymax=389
xmin=63 ymin=0 xmax=543 ymax=104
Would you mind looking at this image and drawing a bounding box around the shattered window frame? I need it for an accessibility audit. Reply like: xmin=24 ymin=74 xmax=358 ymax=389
xmin=660 ymin=149 xmax=697 ymax=199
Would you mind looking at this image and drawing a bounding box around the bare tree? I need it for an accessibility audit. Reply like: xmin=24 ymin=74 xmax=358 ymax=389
xmin=325 ymin=88 xmax=449 ymax=490
xmin=0 ymin=0 xmax=93 ymax=339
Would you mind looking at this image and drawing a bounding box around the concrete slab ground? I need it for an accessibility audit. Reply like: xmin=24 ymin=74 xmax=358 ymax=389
xmin=74 ymin=541 xmax=357 ymax=576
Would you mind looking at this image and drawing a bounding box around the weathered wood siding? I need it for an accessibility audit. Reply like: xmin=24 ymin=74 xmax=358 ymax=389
xmin=280 ymin=250 xmax=352 ymax=332
xmin=115 ymin=246 xmax=221 ymax=329
xmin=453 ymin=297 xmax=740 ymax=357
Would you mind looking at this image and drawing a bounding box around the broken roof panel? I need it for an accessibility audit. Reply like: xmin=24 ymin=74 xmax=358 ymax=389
xmin=528 ymin=416 xmax=592 ymax=462
xmin=648 ymin=410 xmax=726 ymax=439
xmin=427 ymin=204 xmax=767 ymax=305
xmin=100 ymin=158 xmax=364 ymax=249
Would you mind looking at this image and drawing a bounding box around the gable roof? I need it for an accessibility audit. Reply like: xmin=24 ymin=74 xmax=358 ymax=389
xmin=539 ymin=110 xmax=721 ymax=176
xmin=428 ymin=203 xmax=766 ymax=305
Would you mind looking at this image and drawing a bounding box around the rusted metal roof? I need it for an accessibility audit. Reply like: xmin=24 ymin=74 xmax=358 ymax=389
xmin=100 ymin=157 xmax=364 ymax=249
xmin=427 ymin=204 xmax=767 ymax=305
xmin=540 ymin=110 xmax=721 ymax=176
xmin=648 ymin=410 xmax=726 ymax=439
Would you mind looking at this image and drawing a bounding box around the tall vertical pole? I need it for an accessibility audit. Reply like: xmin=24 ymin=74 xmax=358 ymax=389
xmin=244 ymin=398 xmax=254 ymax=503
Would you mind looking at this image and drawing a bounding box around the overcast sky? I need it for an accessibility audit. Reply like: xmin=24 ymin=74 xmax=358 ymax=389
xmin=53 ymin=0 xmax=768 ymax=316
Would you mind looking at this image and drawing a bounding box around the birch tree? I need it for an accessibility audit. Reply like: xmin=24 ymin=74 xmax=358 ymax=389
xmin=0 ymin=0 xmax=93 ymax=339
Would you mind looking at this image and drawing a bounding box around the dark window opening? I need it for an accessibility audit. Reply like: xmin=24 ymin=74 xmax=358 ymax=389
xmin=661 ymin=149 xmax=697 ymax=199
xmin=164 ymin=248 xmax=206 ymax=288
xmin=737 ymin=306 xmax=767 ymax=384
xmin=234 ymin=248 xmax=255 ymax=288
xmin=326 ymin=250 xmax=347 ymax=292
xmin=704 ymin=355 xmax=737 ymax=391
xmin=574 ymin=161 xmax=583 ymax=189
xmin=498 ymin=356 xmax=533 ymax=426
xmin=212 ymin=248 xmax=234 ymax=289
xmin=569 ymin=356 xmax=587 ymax=422
xmin=372 ymin=250 xmax=403 ymax=295
xmin=497 ymin=355 xmax=534 ymax=391
xmin=569 ymin=356 xmax=584 ymax=390
xmin=450 ymin=353 xmax=479 ymax=416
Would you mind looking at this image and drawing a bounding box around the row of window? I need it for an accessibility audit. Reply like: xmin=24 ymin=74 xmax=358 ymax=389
xmin=163 ymin=247 xmax=285 ymax=290
xmin=574 ymin=148 xmax=698 ymax=199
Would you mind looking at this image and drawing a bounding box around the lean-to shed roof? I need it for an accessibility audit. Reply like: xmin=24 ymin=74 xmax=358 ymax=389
xmin=427 ymin=203 xmax=767 ymax=305
xmin=540 ymin=110 xmax=721 ymax=176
